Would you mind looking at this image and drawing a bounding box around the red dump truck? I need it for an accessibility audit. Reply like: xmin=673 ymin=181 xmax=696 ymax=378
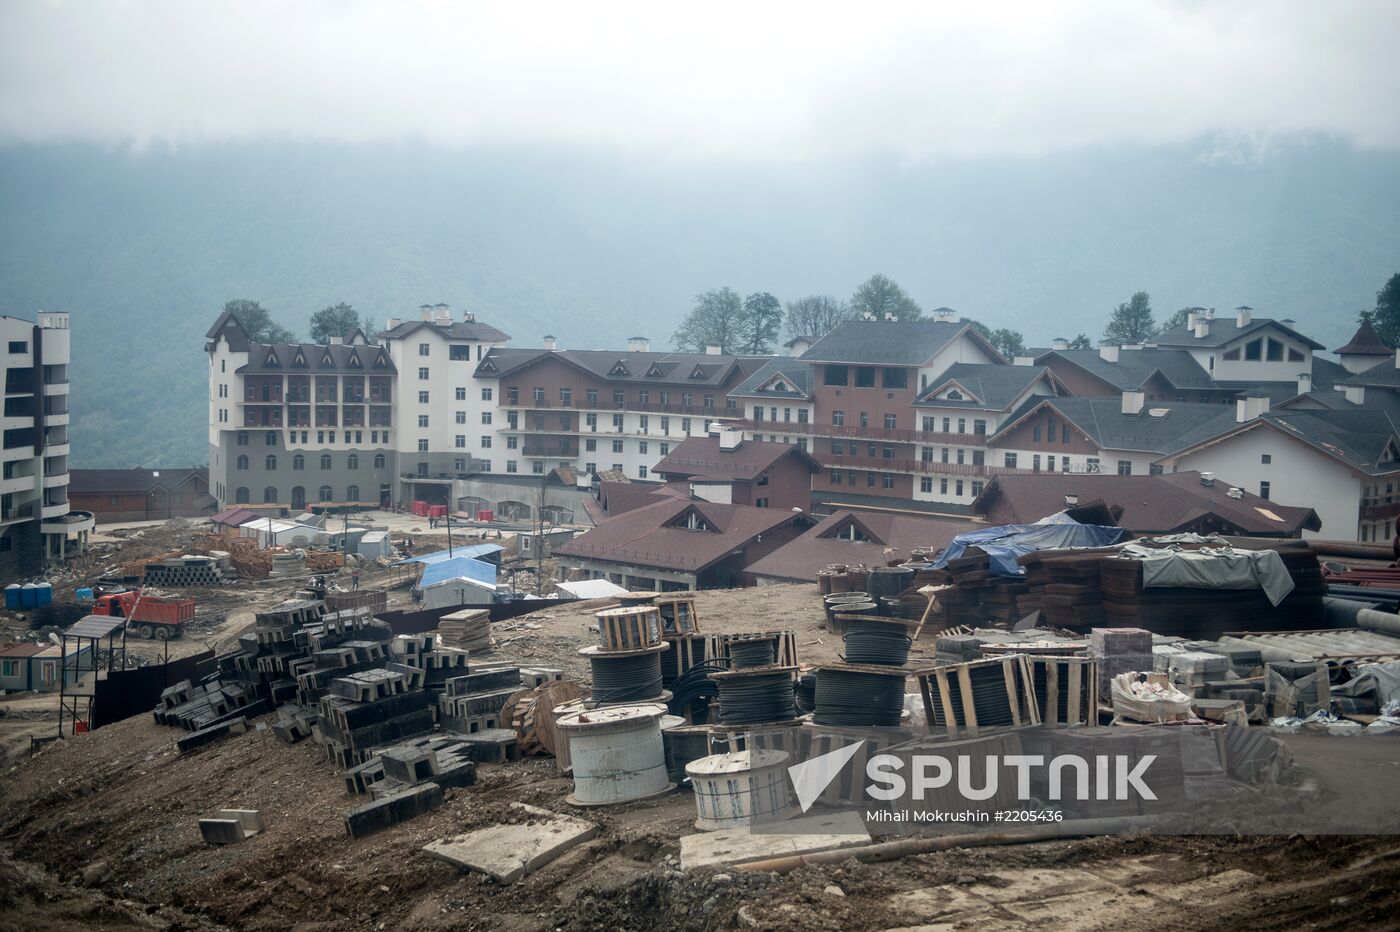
xmin=91 ymin=590 xmax=197 ymax=640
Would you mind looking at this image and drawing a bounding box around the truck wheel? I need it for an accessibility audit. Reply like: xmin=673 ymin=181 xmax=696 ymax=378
xmin=154 ymin=626 xmax=172 ymax=641
xmin=136 ymin=624 xmax=154 ymax=640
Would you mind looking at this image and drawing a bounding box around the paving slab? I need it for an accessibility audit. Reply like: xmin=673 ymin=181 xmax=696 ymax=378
xmin=679 ymin=811 xmax=871 ymax=870
xmin=422 ymin=803 xmax=598 ymax=884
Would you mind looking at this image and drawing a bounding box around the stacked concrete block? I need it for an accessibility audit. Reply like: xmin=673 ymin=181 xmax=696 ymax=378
xmin=520 ymin=667 xmax=565 ymax=688
xmin=199 ymin=809 xmax=264 ymax=845
xmin=144 ymin=553 xmax=234 ymax=587
xmin=357 ymin=735 xmax=479 ymax=798
xmin=1166 ymin=651 xmax=1230 ymax=696
xmin=438 ymin=665 xmax=523 ymax=735
xmin=316 ymin=669 xmax=436 ymax=767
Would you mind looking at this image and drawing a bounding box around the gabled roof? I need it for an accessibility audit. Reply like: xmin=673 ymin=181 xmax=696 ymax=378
xmin=652 ymin=437 xmax=819 ymax=482
xmin=745 ymin=509 xmax=971 ymax=582
xmin=236 ymin=340 xmax=396 ymax=376
xmin=211 ymin=507 xmax=263 ymax=527
xmin=1166 ymin=409 xmax=1400 ymax=477
xmin=728 ymin=357 xmax=813 ymax=399
xmin=474 ymin=347 xmax=767 ymax=388
xmin=972 ymin=471 xmax=1319 ymax=535
xmin=801 ymin=320 xmax=1002 ymax=366
xmin=1034 ymin=347 xmax=1214 ymax=392
xmin=990 ymin=396 xmax=1240 ymax=455
xmin=204 ymin=310 xmax=251 ymax=352
xmin=596 ymin=479 xmax=690 ymax=516
xmin=1336 ymin=319 xmax=1391 ymax=355
xmin=552 ymin=498 xmax=811 ymax=573
xmin=1212 ymin=355 xmax=1349 ymax=404
xmin=1342 ymin=356 xmax=1400 ymax=388
xmin=69 ymin=468 xmax=207 ymax=496
xmin=381 ymin=317 xmax=511 ymax=344
xmin=914 ymin=363 xmax=1053 ymax=411
xmin=1154 ymin=316 xmax=1325 ymax=351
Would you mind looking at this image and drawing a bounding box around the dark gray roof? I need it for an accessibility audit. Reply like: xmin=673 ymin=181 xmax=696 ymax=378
xmin=1035 ymin=347 xmax=1213 ymax=391
xmin=729 ymin=357 xmax=813 ymax=399
xmin=1342 ymin=356 xmax=1400 ymax=388
xmin=1212 ymin=355 xmax=1349 ymax=404
xmin=914 ymin=363 xmax=1051 ymax=411
xmin=993 ymin=397 xmax=1240 ymax=455
xmin=1335 ymin=319 xmax=1391 ymax=355
xmin=205 ymin=310 xmax=251 ymax=352
xmin=236 ymin=340 xmax=395 ymax=375
xmin=1171 ymin=408 xmax=1400 ymax=477
xmin=801 ymin=320 xmax=991 ymax=366
xmin=476 ymin=347 xmax=767 ymax=388
xmin=382 ymin=317 xmax=511 ymax=344
xmin=1153 ymin=316 xmax=1325 ymax=351
xmin=810 ymin=490 xmax=975 ymax=518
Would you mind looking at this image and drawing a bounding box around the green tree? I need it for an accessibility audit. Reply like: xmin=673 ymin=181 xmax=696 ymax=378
xmin=1364 ymin=273 xmax=1400 ymax=346
xmin=1156 ymin=307 xmax=1192 ymax=336
xmin=1103 ymin=291 xmax=1154 ymax=344
xmin=1067 ymin=333 xmax=1094 ymax=349
xmin=224 ymin=298 xmax=295 ymax=343
xmin=987 ymin=328 xmax=1026 ymax=357
xmin=850 ymin=274 xmax=922 ymax=321
xmin=737 ymin=291 xmax=783 ymax=355
xmin=672 ymin=287 xmax=743 ymax=354
xmin=308 ymin=302 xmax=374 ymax=343
xmin=784 ymin=295 xmax=854 ymax=340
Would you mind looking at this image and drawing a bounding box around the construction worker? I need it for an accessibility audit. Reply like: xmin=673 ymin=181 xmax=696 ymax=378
xmin=351 ymin=569 xmax=362 ymax=590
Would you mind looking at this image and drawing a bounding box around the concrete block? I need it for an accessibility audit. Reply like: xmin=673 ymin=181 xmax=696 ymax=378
xmin=177 ymin=716 xmax=249 ymax=754
xmin=446 ymin=669 xmax=521 ymax=696
xmin=344 ymin=783 xmax=444 ymax=838
xmin=453 ymin=729 xmax=520 ymax=763
xmin=679 ymin=811 xmax=871 ymax=870
xmin=422 ymin=803 xmax=597 ymax=884
xmin=217 ymin=809 xmax=264 ymax=833
xmin=199 ymin=818 xmax=248 ymax=845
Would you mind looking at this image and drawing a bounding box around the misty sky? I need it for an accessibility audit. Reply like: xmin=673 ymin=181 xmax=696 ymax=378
xmin=2 ymin=1 xmax=1398 ymax=159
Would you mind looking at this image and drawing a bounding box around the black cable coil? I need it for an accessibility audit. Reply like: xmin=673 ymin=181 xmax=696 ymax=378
xmin=728 ymin=637 xmax=779 ymax=669
xmin=663 ymin=729 xmax=716 ymax=783
xmin=588 ymin=650 xmax=664 ymax=704
xmin=813 ymin=668 xmax=905 ymax=727
xmin=794 ymin=673 xmax=818 ymax=713
xmin=930 ymin=665 xmax=1022 ymax=728
xmin=715 ymin=670 xmax=797 ymax=724
xmin=667 ymin=660 xmax=730 ymax=723
xmin=842 ymin=620 xmax=912 ymax=665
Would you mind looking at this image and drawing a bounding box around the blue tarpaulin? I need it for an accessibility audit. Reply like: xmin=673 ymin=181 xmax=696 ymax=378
xmin=416 ymin=556 xmax=497 ymax=589
xmin=933 ymin=519 xmax=1128 ymax=577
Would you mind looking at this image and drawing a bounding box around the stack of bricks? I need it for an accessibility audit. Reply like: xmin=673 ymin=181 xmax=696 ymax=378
xmin=143 ymin=553 xmax=235 ymax=587
xmin=1089 ymin=627 xmax=1153 ymax=695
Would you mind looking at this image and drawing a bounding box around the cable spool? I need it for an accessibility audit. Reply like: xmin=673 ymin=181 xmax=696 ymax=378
xmin=930 ymin=662 xmax=1022 ymax=729
xmin=662 ymin=722 xmax=716 ymax=784
xmin=579 ymin=643 xmax=669 ymax=704
xmin=824 ymin=592 xmax=869 ymax=626
xmin=595 ymin=605 xmax=663 ymax=651
xmin=618 ymin=591 xmax=659 ymax=607
xmin=842 ymin=617 xmax=913 ymax=666
xmin=667 ymin=660 xmax=730 ymax=723
xmin=830 ymin=601 xmax=876 ymax=635
xmin=556 ymin=703 xmax=674 ymax=806
xmin=686 ymin=749 xmax=795 ymax=831
xmin=728 ymin=634 xmax=779 ymax=669
xmin=794 ymin=672 xmax=818 ymax=713
xmin=813 ymin=665 xmax=907 ymax=727
xmin=710 ymin=666 xmax=798 ymax=725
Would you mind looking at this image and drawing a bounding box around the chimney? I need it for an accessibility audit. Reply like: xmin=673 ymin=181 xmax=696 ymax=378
xmin=1186 ymin=310 xmax=1199 ymax=329
xmin=1013 ymin=355 xmax=1034 ymax=366
xmin=933 ymin=308 xmax=957 ymax=323
xmin=1098 ymin=343 xmax=1119 ymax=363
xmin=1200 ymin=472 xmax=1215 ymax=487
xmin=462 ymin=310 xmax=475 ymax=322
xmin=1204 ymin=307 xmax=1216 ymax=319
xmin=1227 ymin=487 xmax=1243 ymax=499
xmin=1344 ymin=384 xmax=1367 ymax=405
xmin=1121 ymin=390 xmax=1145 ymax=416
xmin=542 ymin=335 xmax=557 ymax=351
xmin=718 ymin=429 xmax=741 ymax=451
xmin=387 ymin=317 xmax=401 ymax=330
xmin=329 ymin=336 xmax=343 ymax=345
xmin=1235 ymin=394 xmax=1271 ymax=423
xmin=435 ymin=304 xmax=451 ymax=322
xmin=419 ymin=304 xmax=433 ymax=321
xmin=1296 ymin=371 xmax=1312 ymax=396
xmin=1051 ymin=337 xmax=1069 ymax=350
xmin=628 ymin=336 xmax=650 ymax=353
xmin=884 ymin=313 xmax=896 ymax=321
xmin=1193 ymin=317 xmax=1210 ymax=339
xmin=705 ymin=343 xmax=722 ymax=356
xmin=788 ymin=337 xmax=812 ymax=357
xmin=1235 ymin=305 xmax=1252 ymax=328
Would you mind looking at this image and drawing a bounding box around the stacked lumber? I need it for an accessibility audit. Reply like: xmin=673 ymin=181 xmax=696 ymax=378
xmin=933 ymin=549 xmax=1029 ymax=626
xmin=437 ymin=608 xmax=492 ymax=653
xmin=1015 ymin=549 xmax=1115 ymax=628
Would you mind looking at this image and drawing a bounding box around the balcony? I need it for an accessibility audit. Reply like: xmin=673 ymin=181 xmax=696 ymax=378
xmin=814 ymin=452 xmax=988 ymax=477
xmin=502 ymin=397 xmax=739 ymax=418
xmin=733 ymin=419 xmax=989 ymax=447
xmin=42 ymin=510 xmax=95 ymax=535
xmin=522 ymin=442 xmax=580 ymax=458
xmin=0 ymin=501 xmax=36 ymax=523
xmin=1361 ymin=500 xmax=1400 ymax=521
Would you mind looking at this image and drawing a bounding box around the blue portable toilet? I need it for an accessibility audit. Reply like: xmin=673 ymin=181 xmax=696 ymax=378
xmin=4 ymin=584 xmax=20 ymax=610
xmin=35 ymin=582 xmax=52 ymax=606
xmin=19 ymin=583 xmax=37 ymax=609
xmin=76 ymin=587 xmax=94 ymax=603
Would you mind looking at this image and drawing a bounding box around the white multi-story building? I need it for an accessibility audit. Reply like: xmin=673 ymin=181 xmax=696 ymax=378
xmin=1 ymin=311 xmax=92 ymax=576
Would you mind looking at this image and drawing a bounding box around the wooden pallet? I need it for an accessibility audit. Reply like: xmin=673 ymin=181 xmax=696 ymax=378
xmin=1027 ymin=655 xmax=1099 ymax=727
xmin=917 ymin=655 xmax=1039 ymax=738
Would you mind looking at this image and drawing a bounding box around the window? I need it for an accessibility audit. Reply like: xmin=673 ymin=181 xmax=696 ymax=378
xmin=612 ymin=413 xmax=624 ymax=431
xmin=703 ymin=394 xmax=714 ymax=408
xmin=506 ymin=460 xmax=518 ymax=473
xmin=956 ymin=449 xmax=965 ymax=465
xmin=682 ymin=417 xmax=692 ymax=433
xmin=265 ymin=431 xmax=277 ymax=446
xmin=882 ymin=474 xmax=894 ymax=490
xmin=1087 ymin=457 xmax=1100 ymax=473
xmin=7 ymin=341 xmax=27 ymax=354
xmin=455 ymin=411 xmax=466 ymax=424
xmin=585 ymin=438 xmax=596 ymax=452
xmin=940 ymin=478 xmax=948 ymax=494
xmin=824 ymin=365 xmax=849 ymax=386
xmin=418 ymin=439 xmax=429 ymax=452
xmin=638 ymin=465 xmax=649 ymax=479
xmin=974 ymin=419 xmax=987 ymax=436
xmin=972 ymin=450 xmax=985 ymax=466
xmin=661 ymin=416 xmax=670 ymax=433
xmin=883 ymin=445 xmax=895 ymax=460
xmin=867 ymin=472 xmax=877 ymax=487
xmin=455 ymin=435 xmax=466 ymax=448
xmin=855 ymin=367 xmax=876 ymax=388
xmin=587 ymin=389 xmax=599 ymax=405
xmin=1261 ymin=454 xmax=1272 ymax=464
xmin=236 ymin=454 xmax=249 ymax=470
xmin=830 ymin=470 xmax=842 ymax=485
xmin=883 ymin=413 xmax=897 ymax=429
xmin=374 ymin=454 xmax=385 ymax=468
xmin=1046 ymin=455 xmax=1055 ymax=471
xmin=237 ymin=431 xmax=249 ymax=446
xmin=419 ymin=343 xmax=430 ymax=356
xmin=0 ymin=659 xmax=16 ymax=677
xmin=1033 ymin=454 xmax=1041 ymax=472
xmin=480 ymin=436 xmax=491 ymax=448
xmin=1288 ymin=347 xmax=1305 ymax=362
xmin=1004 ymin=452 xmax=1017 ymax=468
xmin=415 ymin=390 xmax=427 ymax=404
xmin=532 ymin=460 xmax=545 ymax=474
xmin=882 ymin=367 xmax=907 ymax=389
xmin=475 ymin=460 xmax=488 ymax=472
xmin=347 ymin=453 xmax=359 ymax=469
xmin=955 ymin=480 xmax=964 ymax=496
xmin=640 ymin=415 xmax=649 ymax=432
xmin=614 ymin=390 xmax=625 ymax=407
xmin=1244 ymin=339 xmax=1262 ymax=361
xmin=1266 ymin=338 xmax=1283 ymax=362
xmin=319 ymin=485 xmax=333 ymax=501
xmin=481 ymin=411 xmax=492 ymax=425
xmin=320 ymin=453 xmax=332 ymax=470
xmin=1149 ymin=463 xmax=1164 ymax=475
xmin=235 ymin=487 xmax=249 ymax=503
xmin=971 ymin=481 xmax=983 ymax=497
xmin=859 ymin=412 xmax=869 ymax=428
xmin=1033 ymin=425 xmax=1042 ymax=442
xmin=639 ymin=391 xmax=650 ymax=406
xmin=957 ymin=418 xmax=966 ymax=433
xmin=831 ymin=439 xmax=843 ymax=456
xmin=346 ymin=485 xmax=359 ymax=501
xmin=920 ymin=477 xmax=933 ymax=493
xmin=1117 ymin=460 xmax=1132 ymax=475
xmin=639 ymin=441 xmax=648 ymax=455
xmin=659 ymin=392 xmax=669 ymax=406
xmin=478 ymin=386 xmax=493 ymax=402
xmin=1224 ymin=347 xmax=1241 ymax=361
xmin=1259 ymin=481 xmax=1271 ymax=500
xmin=612 ymin=439 xmax=624 ymax=453
xmin=418 ymin=367 xmax=429 ymax=380
xmin=418 ymin=415 xmax=429 ymax=428
xmin=660 ymin=443 xmax=669 ymax=455
xmin=456 ymin=387 xmax=466 ymax=401
xmin=832 ymin=411 xmax=845 ymax=427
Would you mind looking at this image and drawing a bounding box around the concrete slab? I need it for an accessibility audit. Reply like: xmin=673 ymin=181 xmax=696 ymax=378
xmin=421 ymin=803 xmax=598 ymax=884
xmin=679 ymin=811 xmax=871 ymax=870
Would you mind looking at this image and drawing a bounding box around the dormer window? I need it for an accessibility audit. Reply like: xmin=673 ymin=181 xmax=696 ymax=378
xmin=320 ymin=352 xmax=335 ymax=368
xmin=291 ymin=350 xmax=307 ymax=368
xmin=645 ymin=363 xmax=665 ymax=378
xmin=946 ymin=389 xmax=963 ymax=400
xmin=347 ymin=352 xmax=362 ymax=369
xmin=373 ymin=351 xmax=391 ymax=369
xmin=834 ymin=522 xmax=868 ymax=541
xmin=668 ymin=507 xmax=712 ymax=531
xmin=775 ymin=381 xmax=787 ymax=392
xmin=609 ymin=360 xmax=630 ymax=377
xmin=264 ymin=350 xmax=280 ymax=368
xmin=690 ymin=365 xmax=708 ymax=379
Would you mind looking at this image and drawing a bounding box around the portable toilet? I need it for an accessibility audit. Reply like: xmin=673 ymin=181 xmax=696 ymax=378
xmin=19 ymin=583 xmax=37 ymax=609
xmin=76 ymin=587 xmax=95 ymax=603
xmin=35 ymin=582 xmax=52 ymax=606
xmin=4 ymin=584 xmax=20 ymax=609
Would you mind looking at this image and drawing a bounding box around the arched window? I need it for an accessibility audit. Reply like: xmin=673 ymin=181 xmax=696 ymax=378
xmin=263 ymin=486 xmax=277 ymax=503
xmin=234 ymin=486 xmax=250 ymax=503
xmin=236 ymin=454 xmax=249 ymax=471
xmin=320 ymin=453 xmax=332 ymax=470
xmin=291 ymin=486 xmax=306 ymax=509
xmin=318 ymin=485 xmax=333 ymax=502
xmin=293 ymin=454 xmax=304 ymax=471
xmin=373 ymin=453 xmax=386 ymax=469
xmin=347 ymin=453 xmax=359 ymax=470
xmin=346 ymin=485 xmax=360 ymax=502
xmin=265 ymin=454 xmax=277 ymax=470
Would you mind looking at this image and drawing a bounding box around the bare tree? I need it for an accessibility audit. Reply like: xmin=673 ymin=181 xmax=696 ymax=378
xmin=785 ymin=294 xmax=855 ymax=340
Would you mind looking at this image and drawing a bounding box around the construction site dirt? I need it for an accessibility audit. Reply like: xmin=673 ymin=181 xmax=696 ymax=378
xmin=1 ymin=581 xmax=1398 ymax=930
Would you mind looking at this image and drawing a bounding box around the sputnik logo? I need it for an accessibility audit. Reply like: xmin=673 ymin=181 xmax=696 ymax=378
xmin=788 ymin=740 xmax=866 ymax=813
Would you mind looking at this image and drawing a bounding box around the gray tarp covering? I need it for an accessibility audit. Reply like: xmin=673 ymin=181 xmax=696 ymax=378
xmin=1118 ymin=544 xmax=1295 ymax=606
xmin=1336 ymin=660 xmax=1400 ymax=709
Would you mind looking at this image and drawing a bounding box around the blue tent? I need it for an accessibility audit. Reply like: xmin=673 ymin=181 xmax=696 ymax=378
xmin=933 ymin=519 xmax=1127 ymax=577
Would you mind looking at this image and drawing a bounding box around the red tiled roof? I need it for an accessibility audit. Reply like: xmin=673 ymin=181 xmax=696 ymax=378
xmin=1335 ymin=319 xmax=1391 ymax=355
xmin=211 ymin=507 xmax=262 ymax=526
xmin=746 ymin=510 xmax=974 ymax=583
xmin=653 ymin=437 xmax=818 ymax=483
xmin=972 ymin=471 xmax=1319 ymax=535
xmin=553 ymin=498 xmax=811 ymax=573
xmin=596 ymin=480 xmax=688 ymax=517
xmin=0 ymin=643 xmax=47 ymax=658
